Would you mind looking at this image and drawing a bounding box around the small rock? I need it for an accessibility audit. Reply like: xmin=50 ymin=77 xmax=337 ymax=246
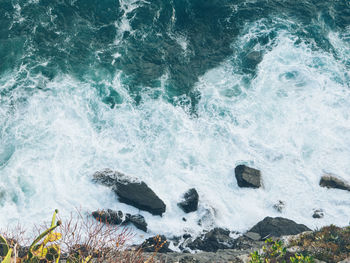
xmin=140 ymin=235 xmax=172 ymax=253
xmin=92 ymin=209 xmax=123 ymax=225
xmin=235 ymin=165 xmax=262 ymax=188
xmin=319 ymin=174 xmax=350 ymax=192
xmin=124 ymin=214 xmax=148 ymax=232
xmin=312 ymin=209 xmax=324 ymax=219
xmin=93 ymin=169 xmax=166 ymax=216
xmin=248 ymin=217 xmax=311 ymax=239
xmin=183 ymin=234 xmax=192 ymax=239
xmin=178 ymin=188 xmax=199 ymax=213
xmin=273 ymin=200 xmax=285 ymax=213
xmin=182 ymin=217 xmax=187 ymax=222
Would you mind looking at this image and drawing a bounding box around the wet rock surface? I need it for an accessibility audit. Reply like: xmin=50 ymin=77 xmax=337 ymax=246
xmin=178 ymin=188 xmax=199 ymax=213
xmin=93 ymin=169 xmax=166 ymax=215
xmin=248 ymin=217 xmax=310 ymax=239
xmin=319 ymin=175 xmax=350 ymax=192
xmin=92 ymin=209 xmax=123 ymax=225
xmin=186 ymin=228 xmax=236 ymax=252
xmin=124 ymin=213 xmax=148 ymax=232
xmin=312 ymin=209 xmax=324 ymax=219
xmin=140 ymin=235 xmax=172 ymax=253
xmin=235 ymin=165 xmax=262 ymax=188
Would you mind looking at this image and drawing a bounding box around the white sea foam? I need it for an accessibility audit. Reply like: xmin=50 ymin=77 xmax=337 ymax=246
xmin=0 ymin=20 xmax=350 ymax=243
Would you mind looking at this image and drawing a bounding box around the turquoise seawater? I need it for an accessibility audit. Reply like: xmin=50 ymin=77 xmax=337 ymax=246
xmin=0 ymin=0 xmax=350 ymax=240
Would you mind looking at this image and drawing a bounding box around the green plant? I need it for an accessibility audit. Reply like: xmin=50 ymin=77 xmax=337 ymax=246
xmin=249 ymin=238 xmax=314 ymax=263
xmin=25 ymin=209 xmax=62 ymax=263
xmin=0 ymin=234 xmax=12 ymax=263
xmin=290 ymin=253 xmax=313 ymax=263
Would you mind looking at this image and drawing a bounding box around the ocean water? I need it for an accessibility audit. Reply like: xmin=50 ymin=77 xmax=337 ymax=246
xmin=0 ymin=0 xmax=350 ymax=241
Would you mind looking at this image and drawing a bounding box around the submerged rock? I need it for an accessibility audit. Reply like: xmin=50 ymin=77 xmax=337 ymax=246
xmin=178 ymin=188 xmax=199 ymax=213
xmin=248 ymin=217 xmax=310 ymax=239
xmin=93 ymin=169 xmax=166 ymax=216
xmin=187 ymin=228 xmax=235 ymax=252
xmin=140 ymin=235 xmax=172 ymax=253
xmin=92 ymin=209 xmax=123 ymax=225
xmin=235 ymin=165 xmax=261 ymax=188
xmin=124 ymin=214 xmax=148 ymax=232
xmin=312 ymin=209 xmax=324 ymax=219
xmin=319 ymin=175 xmax=350 ymax=192
xmin=273 ymin=200 xmax=285 ymax=213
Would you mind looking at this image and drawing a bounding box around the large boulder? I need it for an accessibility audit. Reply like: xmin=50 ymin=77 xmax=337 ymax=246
xmin=93 ymin=169 xmax=166 ymax=216
xmin=178 ymin=188 xmax=199 ymax=213
xmin=187 ymin=228 xmax=235 ymax=252
xmin=235 ymin=165 xmax=261 ymax=188
xmin=319 ymin=175 xmax=350 ymax=192
xmin=248 ymin=217 xmax=310 ymax=239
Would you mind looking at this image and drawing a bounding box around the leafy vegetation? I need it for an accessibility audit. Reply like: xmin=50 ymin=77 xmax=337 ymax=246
xmin=249 ymin=238 xmax=314 ymax=263
xmin=289 ymin=224 xmax=350 ymax=262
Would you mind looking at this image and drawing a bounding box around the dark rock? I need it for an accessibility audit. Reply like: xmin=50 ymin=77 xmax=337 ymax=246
xmin=124 ymin=214 xmax=147 ymax=232
xmin=248 ymin=217 xmax=310 ymax=239
xmin=92 ymin=209 xmax=123 ymax=225
xmin=319 ymin=175 xmax=350 ymax=192
xmin=235 ymin=165 xmax=261 ymax=188
xmin=187 ymin=228 xmax=235 ymax=252
xmin=140 ymin=235 xmax=172 ymax=253
xmin=273 ymin=200 xmax=285 ymax=213
xmin=182 ymin=217 xmax=187 ymax=222
xmin=93 ymin=169 xmax=166 ymax=216
xmin=178 ymin=188 xmax=199 ymax=213
xmin=183 ymin=234 xmax=192 ymax=239
xmin=312 ymin=209 xmax=324 ymax=219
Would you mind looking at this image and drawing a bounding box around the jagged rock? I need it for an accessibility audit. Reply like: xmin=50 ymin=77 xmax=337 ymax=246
xmin=92 ymin=209 xmax=123 ymax=225
xmin=178 ymin=188 xmax=199 ymax=213
xmin=93 ymin=169 xmax=166 ymax=216
xmin=187 ymin=228 xmax=235 ymax=252
xmin=273 ymin=200 xmax=285 ymax=213
xmin=319 ymin=175 xmax=350 ymax=192
xmin=248 ymin=217 xmax=310 ymax=239
xmin=312 ymin=209 xmax=324 ymax=219
xmin=124 ymin=214 xmax=147 ymax=232
xmin=140 ymin=235 xmax=172 ymax=253
xmin=235 ymin=165 xmax=261 ymax=188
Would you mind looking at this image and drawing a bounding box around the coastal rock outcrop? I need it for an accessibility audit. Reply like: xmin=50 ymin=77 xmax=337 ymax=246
xmin=140 ymin=235 xmax=172 ymax=253
xmin=235 ymin=165 xmax=261 ymax=188
xmin=124 ymin=214 xmax=148 ymax=232
xmin=319 ymin=175 xmax=350 ymax=192
xmin=92 ymin=209 xmax=123 ymax=225
xmin=92 ymin=209 xmax=148 ymax=232
xmin=187 ymin=228 xmax=235 ymax=252
xmin=93 ymin=169 xmax=166 ymax=216
xmin=178 ymin=188 xmax=199 ymax=213
xmin=248 ymin=217 xmax=310 ymax=239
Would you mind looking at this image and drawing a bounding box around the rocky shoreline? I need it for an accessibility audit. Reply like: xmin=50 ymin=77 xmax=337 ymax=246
xmin=91 ymin=167 xmax=350 ymax=262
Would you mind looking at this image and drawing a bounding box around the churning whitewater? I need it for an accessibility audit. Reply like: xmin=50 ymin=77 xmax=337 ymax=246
xmin=0 ymin=0 xmax=350 ymax=241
